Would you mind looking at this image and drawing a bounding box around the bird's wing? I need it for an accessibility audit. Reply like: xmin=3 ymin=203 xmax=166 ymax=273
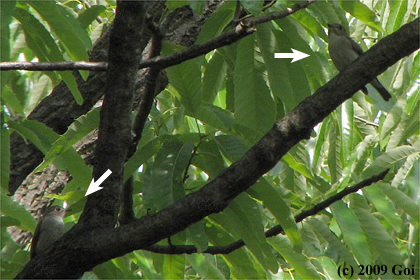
xmin=350 ymin=37 xmax=364 ymax=55
xmin=30 ymin=220 xmax=42 ymax=259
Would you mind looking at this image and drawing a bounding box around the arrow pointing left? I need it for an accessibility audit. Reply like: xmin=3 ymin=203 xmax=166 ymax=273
xmin=274 ymin=48 xmax=310 ymax=63
xmin=85 ymin=169 xmax=112 ymax=196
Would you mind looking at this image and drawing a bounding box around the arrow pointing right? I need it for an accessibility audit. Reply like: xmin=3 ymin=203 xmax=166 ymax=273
xmin=274 ymin=48 xmax=310 ymax=63
xmin=85 ymin=169 xmax=112 ymax=196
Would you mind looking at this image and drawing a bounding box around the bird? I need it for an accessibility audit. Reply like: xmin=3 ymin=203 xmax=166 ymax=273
xmin=30 ymin=206 xmax=70 ymax=259
xmin=328 ymin=23 xmax=392 ymax=101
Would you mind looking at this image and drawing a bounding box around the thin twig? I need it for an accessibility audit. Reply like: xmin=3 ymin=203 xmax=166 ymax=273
xmin=1 ymin=0 xmax=316 ymax=72
xmin=145 ymin=168 xmax=390 ymax=255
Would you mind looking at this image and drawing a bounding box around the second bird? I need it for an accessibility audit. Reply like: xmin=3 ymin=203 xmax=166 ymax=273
xmin=328 ymin=23 xmax=392 ymax=101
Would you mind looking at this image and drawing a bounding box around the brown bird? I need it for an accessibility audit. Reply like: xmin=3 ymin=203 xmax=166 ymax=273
xmin=328 ymin=23 xmax=392 ymax=101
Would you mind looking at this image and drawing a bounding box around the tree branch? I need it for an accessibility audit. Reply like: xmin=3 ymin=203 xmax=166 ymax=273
xmin=0 ymin=61 xmax=107 ymax=71
xmin=77 ymin=0 xmax=146 ymax=229
xmin=16 ymin=18 xmax=419 ymax=279
xmin=1 ymin=0 xmax=316 ymax=72
xmin=144 ymin=169 xmax=390 ymax=255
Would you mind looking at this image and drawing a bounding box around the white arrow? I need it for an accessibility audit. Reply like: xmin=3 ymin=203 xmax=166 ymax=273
xmin=85 ymin=169 xmax=112 ymax=196
xmin=274 ymin=49 xmax=310 ymax=63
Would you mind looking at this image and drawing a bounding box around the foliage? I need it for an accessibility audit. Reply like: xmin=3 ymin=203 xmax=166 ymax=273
xmin=1 ymin=0 xmax=419 ymax=279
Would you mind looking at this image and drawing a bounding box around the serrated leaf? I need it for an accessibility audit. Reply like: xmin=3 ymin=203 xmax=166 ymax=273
xmin=379 ymin=183 xmax=419 ymax=227
xmin=77 ymin=5 xmax=106 ymax=29
xmin=36 ymin=107 xmax=100 ymax=172
xmin=308 ymin=218 xmax=359 ymax=268
xmin=282 ymin=153 xmax=313 ymax=180
xmin=241 ymin=0 xmax=263 ymax=15
xmin=364 ymin=186 xmax=402 ymax=232
xmin=362 ymin=145 xmax=419 ymax=178
xmin=12 ymin=8 xmax=83 ymax=104
xmin=163 ymin=254 xmax=185 ymax=280
xmin=234 ymin=35 xmax=276 ymax=133
xmin=194 ymin=104 xmax=234 ymax=130
xmin=331 ymin=201 xmax=371 ymax=265
xmin=1 ymin=193 xmax=36 ymax=232
xmin=339 ymin=0 xmax=383 ymax=32
xmin=250 ymin=179 xmax=302 ymax=252
xmin=165 ymin=53 xmax=202 ymax=114
xmin=269 ymin=235 xmax=321 ymax=279
xmin=27 ymin=1 xmax=91 ymax=60
xmin=143 ymin=140 xmax=192 ymax=211
xmin=350 ymin=194 xmax=403 ymax=267
xmin=8 ymin=119 xmax=59 ymax=155
xmin=215 ymin=135 xmax=247 ymax=162
xmin=187 ymin=221 xmax=208 ymax=253
xmin=202 ymin=51 xmax=227 ymax=103
xmin=187 ymin=254 xmax=226 ymax=279
xmin=213 ymin=194 xmax=278 ymax=272
xmin=124 ymin=139 xmax=163 ymax=182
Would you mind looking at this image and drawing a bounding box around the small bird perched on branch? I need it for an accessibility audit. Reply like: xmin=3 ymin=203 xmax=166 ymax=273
xmin=328 ymin=23 xmax=392 ymax=101
xmin=30 ymin=206 xmax=70 ymax=259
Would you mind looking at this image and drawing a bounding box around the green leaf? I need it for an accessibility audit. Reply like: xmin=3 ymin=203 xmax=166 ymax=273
xmin=27 ymin=1 xmax=91 ymax=60
xmin=1 ymin=193 xmax=36 ymax=232
xmin=385 ymin=0 xmax=409 ymax=34
xmin=308 ymin=218 xmax=359 ymax=268
xmin=212 ymin=194 xmax=278 ymax=272
xmin=12 ymin=8 xmax=83 ymax=104
xmin=192 ymin=139 xmax=225 ymax=178
xmin=187 ymin=0 xmax=205 ymax=14
xmin=202 ymin=51 xmax=227 ymax=103
xmin=331 ymin=201 xmax=371 ymax=265
xmin=77 ymin=5 xmax=106 ymax=29
xmin=164 ymin=45 xmax=202 ymax=114
xmin=269 ymin=235 xmax=321 ymax=279
xmin=133 ymin=251 xmax=163 ymax=279
xmin=282 ymin=153 xmax=313 ymax=180
xmin=196 ymin=1 xmax=235 ymax=44
xmin=36 ymin=107 xmax=100 ymax=172
xmin=0 ymin=0 xmax=14 ymax=95
xmin=327 ymin=116 xmax=342 ymax=184
xmin=58 ymin=147 xmax=92 ymax=196
xmin=124 ymin=139 xmax=163 ymax=182
xmin=204 ymin=220 xmax=261 ymax=279
xmin=234 ymin=35 xmax=276 ymax=133
xmin=215 ymin=135 xmax=247 ymax=162
xmin=166 ymin=0 xmax=188 ymax=11
xmin=187 ymin=221 xmax=208 ymax=253
xmin=380 ymin=97 xmax=405 ymax=140
xmin=8 ymin=119 xmax=59 ymax=155
xmin=275 ymin=18 xmax=326 ymax=92
xmin=1 ymin=216 xmax=21 ymax=228
xmin=162 ymin=254 xmax=185 ymax=280
xmin=392 ymin=142 xmax=420 ymax=188
xmin=143 ymin=140 xmax=192 ymax=211
xmin=339 ymin=0 xmax=383 ymax=32
xmin=362 ymin=145 xmax=419 ymax=178
xmin=193 ymin=104 xmax=234 ymax=131
xmin=1 ymin=86 xmax=25 ymax=117
xmin=364 ymin=186 xmax=402 ymax=232
xmin=241 ymin=0 xmax=263 ymax=15
xmin=187 ymin=254 xmax=226 ymax=279
xmin=350 ymin=194 xmax=403 ymax=267
xmin=250 ymin=179 xmax=302 ymax=252
xmin=379 ymin=183 xmax=419 ymax=227
xmin=314 ymin=256 xmax=341 ymax=280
